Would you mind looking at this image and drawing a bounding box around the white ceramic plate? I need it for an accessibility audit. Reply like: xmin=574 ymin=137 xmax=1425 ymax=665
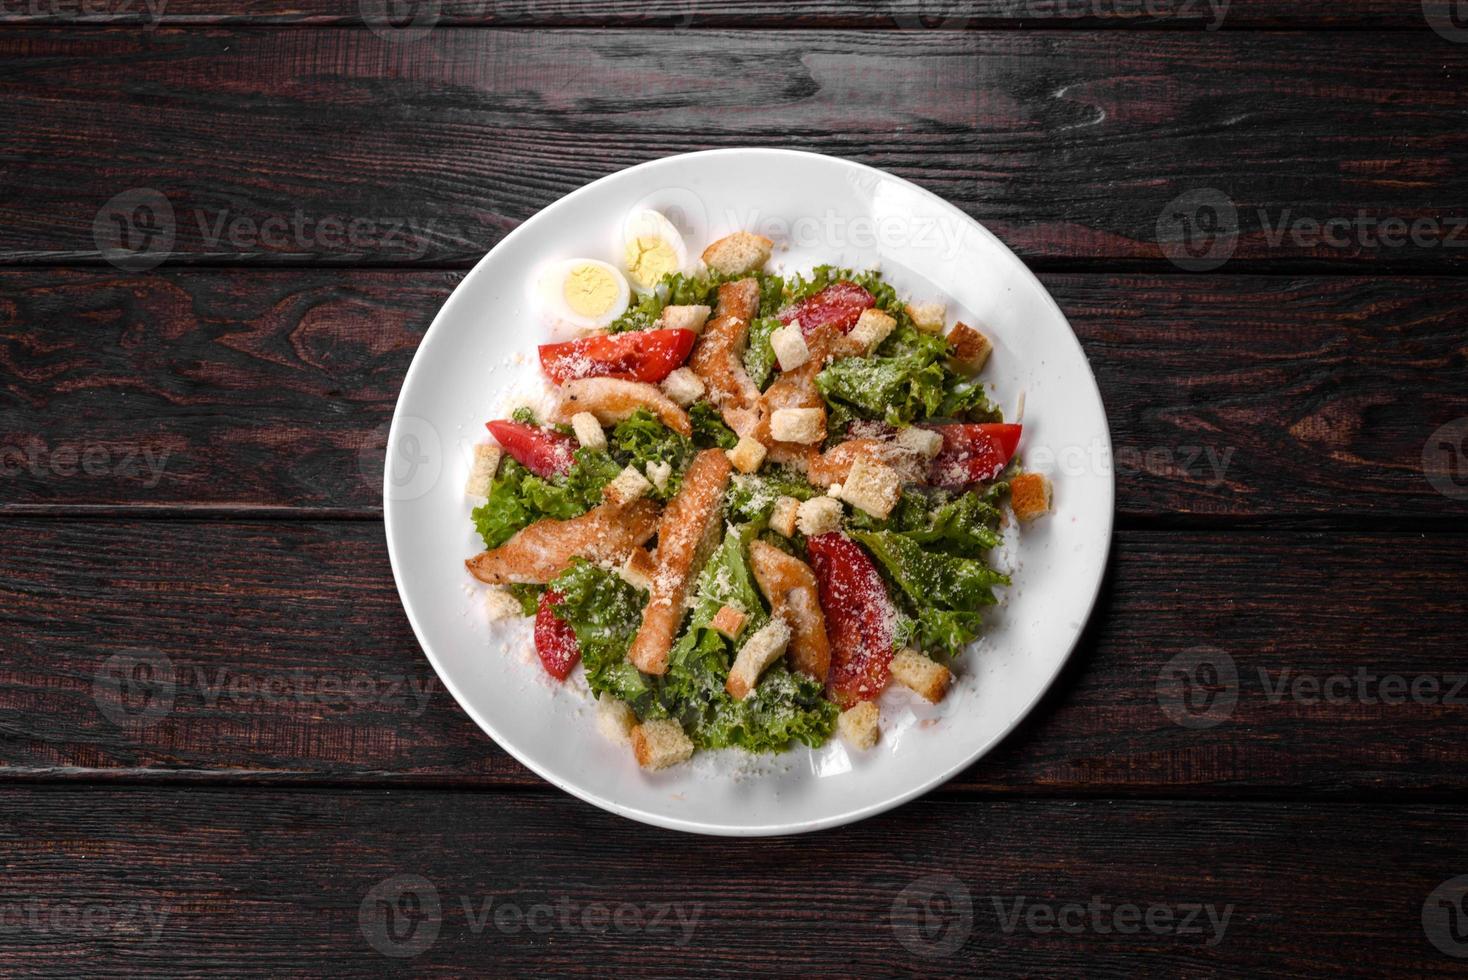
xmin=384 ymin=148 xmax=1113 ymax=836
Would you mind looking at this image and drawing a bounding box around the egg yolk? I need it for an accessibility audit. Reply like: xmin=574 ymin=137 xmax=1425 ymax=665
xmin=625 ymin=236 xmax=678 ymax=290
xmin=562 ymin=264 xmax=619 ymax=318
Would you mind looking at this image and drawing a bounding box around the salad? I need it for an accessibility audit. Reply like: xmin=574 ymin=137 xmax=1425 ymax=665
xmin=463 ymin=218 xmax=1053 ymax=771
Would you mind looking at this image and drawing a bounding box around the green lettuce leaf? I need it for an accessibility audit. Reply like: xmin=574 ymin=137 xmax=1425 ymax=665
xmin=690 ymin=402 xmax=739 ymax=450
xmin=470 ymin=450 xmax=622 ymax=550
xmin=548 ymin=560 xmax=658 ymax=714
xmin=610 ymin=408 xmax=692 ymax=501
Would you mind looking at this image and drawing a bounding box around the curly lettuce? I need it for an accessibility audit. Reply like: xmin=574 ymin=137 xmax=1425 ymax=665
xmin=471 ymin=450 xmax=622 ymax=550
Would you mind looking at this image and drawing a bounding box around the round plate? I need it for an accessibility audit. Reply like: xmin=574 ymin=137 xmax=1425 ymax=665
xmin=384 ymin=148 xmax=1113 ymax=836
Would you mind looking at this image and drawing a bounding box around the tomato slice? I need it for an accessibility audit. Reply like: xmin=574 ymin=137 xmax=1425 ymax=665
xmin=534 ymin=589 xmax=581 ymax=681
xmin=778 ymin=281 xmax=875 ymax=336
xmin=928 ymin=423 xmax=1022 ymax=489
xmin=485 ymin=420 xmax=576 ymax=478
xmin=805 ymin=532 xmax=897 ymax=707
xmin=538 ymin=328 xmax=696 ymax=385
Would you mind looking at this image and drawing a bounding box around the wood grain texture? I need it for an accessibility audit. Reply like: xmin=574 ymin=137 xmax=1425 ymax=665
xmin=2 ymin=29 xmax=1467 ymax=270
xmin=5 ymin=268 xmax=1466 ymax=520
xmin=2 ymin=519 xmax=1464 ymax=794
xmin=0 ymin=788 xmax=1462 ymax=975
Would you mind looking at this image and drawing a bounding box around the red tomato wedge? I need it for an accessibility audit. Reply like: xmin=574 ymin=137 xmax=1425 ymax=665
xmin=534 ymin=590 xmax=581 ymax=681
xmin=928 ymin=423 xmax=1022 ymax=489
xmin=538 ymin=328 xmax=696 ymax=385
xmin=486 ymin=420 xmax=576 ymax=478
xmin=778 ymin=281 xmax=875 ymax=336
xmin=805 ymin=532 xmax=898 ymax=708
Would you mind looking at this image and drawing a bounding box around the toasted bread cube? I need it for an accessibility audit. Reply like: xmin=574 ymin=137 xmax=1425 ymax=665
xmin=946 ymin=322 xmax=993 ymax=374
xmin=907 ymin=301 xmax=947 ymax=334
xmin=796 ymin=496 xmax=844 ymax=536
xmin=709 ymin=604 xmax=748 ymax=641
xmin=570 ymin=411 xmax=608 ymax=452
xmin=891 ymin=648 xmax=952 ymax=703
xmin=660 ymin=367 xmax=706 ymax=407
xmin=769 ymin=323 xmax=810 ymax=372
xmin=725 ymin=618 xmax=792 ymax=700
xmin=726 ymin=435 xmax=767 ymax=474
xmin=604 ymin=465 xmax=654 ymax=507
xmin=895 ymin=426 xmax=944 ymax=459
xmin=660 ymin=304 xmax=711 ymax=335
xmin=838 ymin=701 xmax=880 ymax=750
xmin=483 ymin=587 xmax=525 ymax=621
xmin=769 ymin=495 xmax=801 ymax=538
xmin=849 ymin=308 xmax=896 ymax=351
xmin=631 ymin=718 xmax=694 ymax=770
xmin=836 ymin=456 xmax=901 ymax=519
xmin=769 ymin=407 xmax=825 ymax=445
xmin=645 ymin=459 xmax=672 ymax=493
xmin=701 ymin=231 xmax=773 ymax=276
xmin=465 ymin=443 xmax=503 ymax=497
xmin=596 ymin=693 xmax=638 ymax=746
xmin=618 ymin=547 xmax=657 ymax=591
xmin=1010 ymin=472 xmax=1052 ymax=522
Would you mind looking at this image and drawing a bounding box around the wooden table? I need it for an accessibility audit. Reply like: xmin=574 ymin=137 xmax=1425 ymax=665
xmin=3 ymin=3 xmax=1467 ymax=974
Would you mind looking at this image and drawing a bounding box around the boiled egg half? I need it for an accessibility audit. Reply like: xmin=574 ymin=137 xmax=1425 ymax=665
xmin=537 ymin=258 xmax=630 ymax=331
xmin=621 ymin=208 xmax=689 ymax=291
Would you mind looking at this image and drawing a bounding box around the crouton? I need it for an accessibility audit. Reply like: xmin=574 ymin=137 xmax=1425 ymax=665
xmin=604 ymin=465 xmax=654 ymax=507
xmin=709 ymin=604 xmax=748 ymax=641
xmin=796 ymin=496 xmax=844 ymax=536
xmin=890 ymin=648 xmax=952 ymax=703
xmin=727 ymin=435 xmax=768 ymax=474
xmin=769 ymin=495 xmax=801 ymax=538
xmin=836 ymin=456 xmax=901 ymax=519
xmin=849 ymin=308 xmax=896 ymax=351
xmin=701 ymin=231 xmax=773 ymax=276
xmin=1010 ymin=472 xmax=1052 ymax=522
xmin=946 ymin=322 xmax=993 ymax=374
xmin=838 ymin=701 xmax=880 ymax=750
xmin=660 ymin=304 xmax=711 ymax=335
xmin=645 ymin=459 xmax=672 ymax=493
xmin=570 ymin=411 xmax=607 ymax=452
xmin=465 ymin=443 xmax=503 ymax=497
xmin=596 ymin=694 xmax=637 ymax=745
xmin=725 ymin=618 xmax=792 ymax=700
xmin=769 ymin=407 xmax=825 ymax=445
xmin=907 ymin=301 xmax=946 ymax=334
xmin=769 ymin=323 xmax=810 ymax=372
xmin=660 ymin=367 xmax=706 ymax=407
xmin=631 ymin=719 xmax=694 ymax=770
xmin=895 ymin=426 xmax=944 ymax=459
xmin=618 ymin=547 xmax=657 ymax=591
xmin=483 ymin=587 xmax=525 ymax=621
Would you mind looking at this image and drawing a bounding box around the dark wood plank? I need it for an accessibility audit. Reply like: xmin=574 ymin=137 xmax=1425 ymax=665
xmin=3 ymin=519 xmax=1464 ymax=795
xmin=0 ymin=787 xmax=1461 ymax=974
xmin=3 ymin=29 xmax=1467 ymax=271
xmin=5 ymin=268 xmax=1465 ymax=520
xmin=0 ymin=0 xmax=1440 ymax=29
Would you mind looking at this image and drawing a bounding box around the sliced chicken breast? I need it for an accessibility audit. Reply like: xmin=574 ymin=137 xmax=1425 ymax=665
xmin=465 ymin=497 xmax=660 ymax=585
xmin=748 ymin=539 xmax=830 ymax=682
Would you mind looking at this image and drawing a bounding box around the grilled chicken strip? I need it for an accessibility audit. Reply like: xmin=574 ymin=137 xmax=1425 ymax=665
xmin=748 ymin=539 xmax=830 ymax=682
xmin=689 ymin=279 xmax=762 ymax=437
xmin=555 ymin=377 xmax=691 ymax=437
xmin=465 ymin=497 xmax=660 ymax=585
xmin=752 ymin=322 xmax=862 ymax=469
xmin=627 ymin=449 xmax=732 ymax=675
xmin=806 ymin=437 xmax=927 ymax=488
